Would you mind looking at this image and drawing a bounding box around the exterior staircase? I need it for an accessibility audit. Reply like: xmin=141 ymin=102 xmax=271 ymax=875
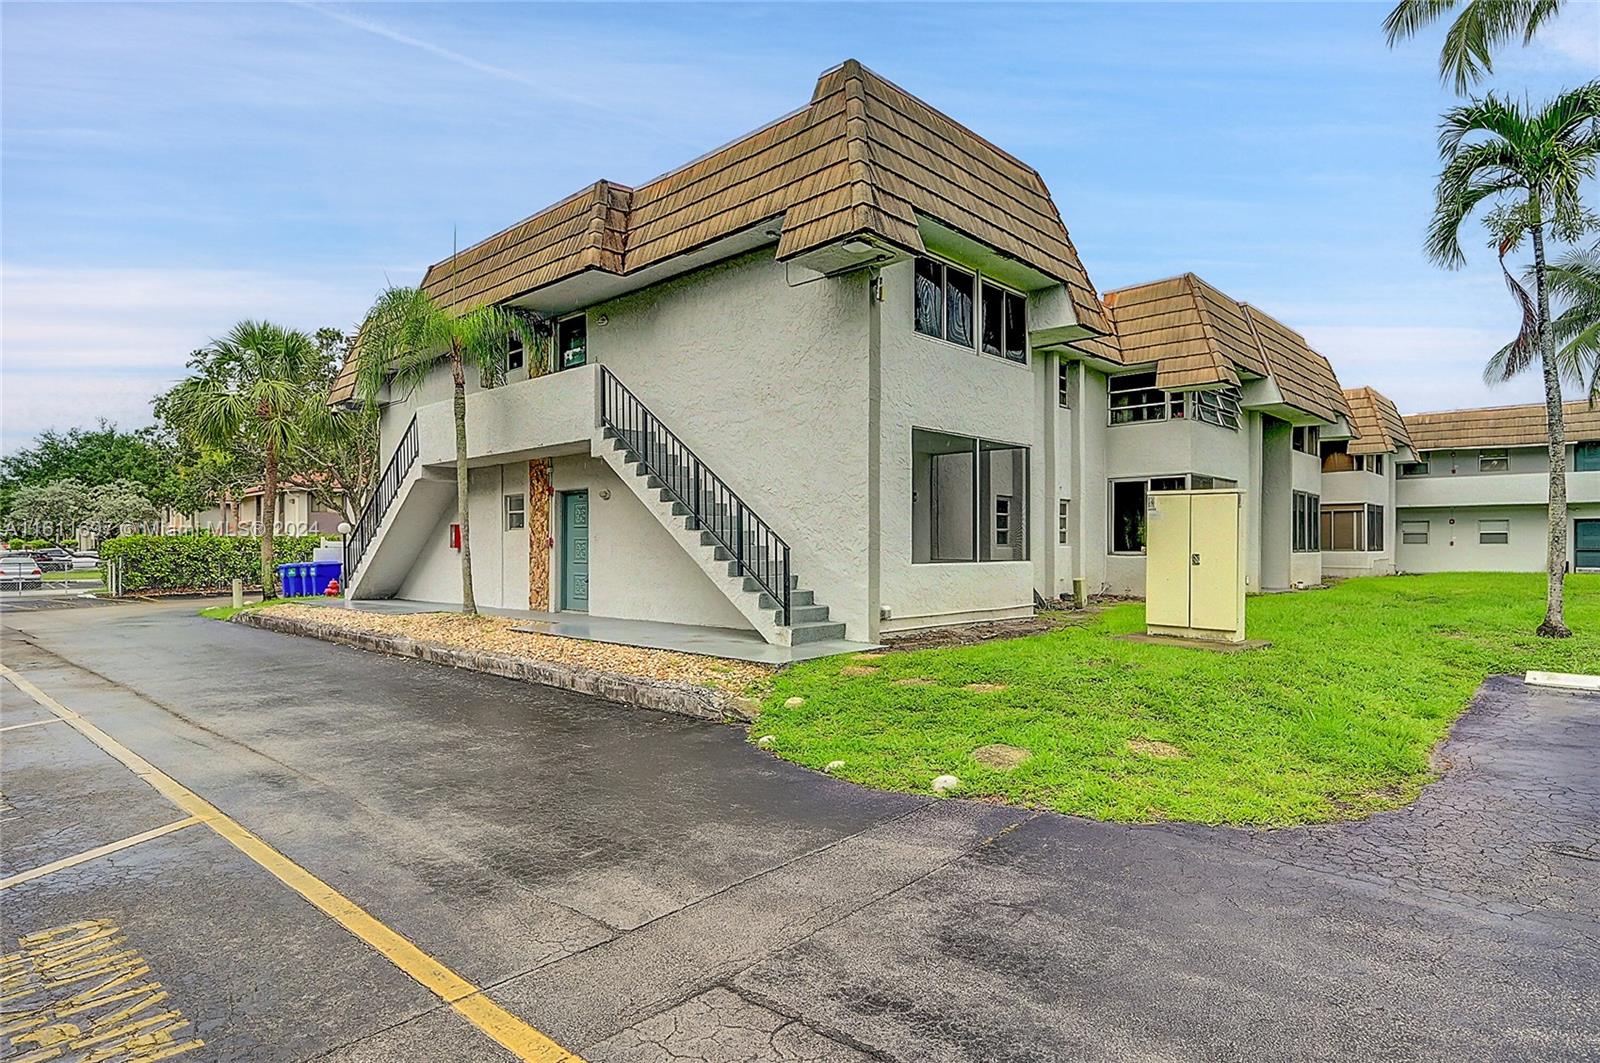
xmin=595 ymin=367 xmax=847 ymax=646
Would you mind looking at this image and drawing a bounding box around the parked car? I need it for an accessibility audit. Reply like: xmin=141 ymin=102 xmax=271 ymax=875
xmin=29 ymin=547 xmax=74 ymax=572
xmin=0 ymin=555 xmax=44 ymax=590
xmin=71 ymin=550 xmax=100 ymax=570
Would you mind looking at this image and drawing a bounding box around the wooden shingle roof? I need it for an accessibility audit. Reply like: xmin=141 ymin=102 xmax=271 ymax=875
xmin=332 ymin=60 xmax=1108 ymax=405
xmin=1066 ymin=273 xmax=1349 ymax=423
xmin=1239 ymin=303 xmax=1350 ymax=425
xmin=1343 ymin=387 xmax=1411 ymax=455
xmin=1404 ymin=401 xmax=1600 ymax=451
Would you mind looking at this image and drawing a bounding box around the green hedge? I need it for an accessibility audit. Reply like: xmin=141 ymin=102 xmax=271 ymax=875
xmin=100 ymin=533 xmax=323 ymax=591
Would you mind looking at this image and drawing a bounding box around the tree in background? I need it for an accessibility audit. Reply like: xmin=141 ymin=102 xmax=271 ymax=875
xmin=297 ymin=329 xmax=378 ymax=528
xmin=163 ymin=321 xmax=325 ymax=597
xmin=1488 ymin=242 xmax=1600 ymax=400
xmin=5 ymin=479 xmax=93 ymax=541
xmin=0 ymin=421 xmax=174 ymax=515
xmin=1429 ymin=81 xmax=1600 ymax=637
xmin=355 ymin=286 xmax=540 ymax=614
xmin=86 ymin=479 xmax=161 ymax=537
xmin=1384 ymin=0 xmax=1567 ymax=94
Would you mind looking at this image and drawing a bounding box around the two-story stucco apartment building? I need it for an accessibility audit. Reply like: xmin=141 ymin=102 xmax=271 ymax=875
xmin=330 ymin=60 xmax=1590 ymax=647
xmin=1391 ymin=402 xmax=1600 ymax=574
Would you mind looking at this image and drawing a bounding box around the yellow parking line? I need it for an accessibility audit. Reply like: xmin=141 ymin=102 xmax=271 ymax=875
xmin=0 ymin=817 xmax=203 ymax=890
xmin=0 ymin=664 xmax=582 ymax=1063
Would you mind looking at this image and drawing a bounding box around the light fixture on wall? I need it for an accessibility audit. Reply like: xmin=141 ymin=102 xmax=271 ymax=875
xmin=599 ymin=489 xmax=611 ymax=501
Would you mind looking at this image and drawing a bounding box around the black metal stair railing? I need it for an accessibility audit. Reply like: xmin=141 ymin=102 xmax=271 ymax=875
xmin=599 ymin=366 xmax=791 ymax=625
xmin=344 ymin=415 xmax=419 ymax=581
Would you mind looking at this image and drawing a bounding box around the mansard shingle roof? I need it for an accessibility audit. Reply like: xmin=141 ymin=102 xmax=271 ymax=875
xmin=330 ymin=60 xmax=1109 ymax=405
xmin=1404 ymin=401 xmax=1600 ymax=451
xmin=1068 ymin=273 xmax=1350 ymax=424
xmin=1343 ymin=386 xmax=1412 ymax=455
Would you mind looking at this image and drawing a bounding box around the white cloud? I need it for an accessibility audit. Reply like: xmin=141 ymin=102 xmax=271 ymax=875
xmin=1302 ymin=323 xmax=1547 ymax=414
xmin=0 ymin=263 xmax=381 ymax=451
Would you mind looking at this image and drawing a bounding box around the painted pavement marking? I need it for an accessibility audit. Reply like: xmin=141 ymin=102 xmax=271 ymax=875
xmin=0 ymin=720 xmax=67 ymax=735
xmin=0 ymin=918 xmax=204 ymax=1062
xmin=0 ymin=664 xmax=583 ymax=1063
xmin=1 ymin=818 xmax=203 ymax=891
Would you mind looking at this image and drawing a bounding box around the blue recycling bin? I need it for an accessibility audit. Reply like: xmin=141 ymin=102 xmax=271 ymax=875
xmin=309 ymin=560 xmax=342 ymax=596
xmin=275 ymin=562 xmax=299 ymax=596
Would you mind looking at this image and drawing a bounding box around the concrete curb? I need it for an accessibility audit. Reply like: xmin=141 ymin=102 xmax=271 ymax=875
xmin=231 ymin=611 xmax=752 ymax=723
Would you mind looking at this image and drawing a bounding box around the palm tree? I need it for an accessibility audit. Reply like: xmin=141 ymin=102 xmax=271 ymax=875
xmin=355 ymin=286 xmax=540 ymax=614
xmin=1487 ymin=243 xmax=1600 ymax=400
xmin=166 ymin=320 xmax=324 ymax=597
xmin=1384 ymin=0 xmax=1566 ymax=94
xmin=1430 ymin=81 xmax=1600 ymax=637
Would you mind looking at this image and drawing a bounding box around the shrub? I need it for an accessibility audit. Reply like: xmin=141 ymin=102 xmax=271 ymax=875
xmin=100 ymin=533 xmax=322 ymax=591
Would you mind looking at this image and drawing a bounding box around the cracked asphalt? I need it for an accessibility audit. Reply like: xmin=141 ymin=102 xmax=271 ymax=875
xmin=2 ymin=598 xmax=1596 ymax=1061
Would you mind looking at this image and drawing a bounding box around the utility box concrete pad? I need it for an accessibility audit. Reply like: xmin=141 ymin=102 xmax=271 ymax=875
xmin=1145 ymin=489 xmax=1246 ymax=643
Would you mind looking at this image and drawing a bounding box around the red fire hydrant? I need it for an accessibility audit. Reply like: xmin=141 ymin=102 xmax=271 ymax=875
xmin=324 ymin=578 xmax=341 ymax=597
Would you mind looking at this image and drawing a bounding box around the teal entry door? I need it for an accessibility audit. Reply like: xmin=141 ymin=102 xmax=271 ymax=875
xmin=561 ymin=490 xmax=590 ymax=611
xmin=1577 ymin=519 xmax=1600 ymax=572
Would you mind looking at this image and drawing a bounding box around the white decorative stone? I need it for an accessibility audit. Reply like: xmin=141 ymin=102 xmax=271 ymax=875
xmin=756 ymin=734 xmax=776 ymax=749
xmin=824 ymin=759 xmax=845 ymax=773
xmin=931 ymin=774 xmax=960 ymax=794
xmin=784 ymin=696 xmax=806 ymax=708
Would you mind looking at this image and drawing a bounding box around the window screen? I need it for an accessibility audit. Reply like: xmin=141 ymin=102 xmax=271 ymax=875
xmin=1479 ymin=519 xmax=1509 ymax=544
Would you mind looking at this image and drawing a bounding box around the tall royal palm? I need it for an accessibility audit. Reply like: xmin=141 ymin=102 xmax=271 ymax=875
xmin=356 ymin=286 xmax=539 ymax=614
xmin=1430 ymin=81 xmax=1600 ymax=636
xmin=1384 ymin=0 xmax=1566 ymax=94
xmin=167 ymin=320 xmax=324 ymax=597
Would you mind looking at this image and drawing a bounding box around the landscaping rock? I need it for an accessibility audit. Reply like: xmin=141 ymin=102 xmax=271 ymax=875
xmin=784 ymin=696 xmax=806 ymax=708
xmin=971 ymin=744 xmax=1030 ymax=770
xmin=931 ymin=774 xmax=960 ymax=794
xmin=824 ymin=760 xmax=845 ymax=773
xmin=756 ymin=734 xmax=777 ymax=749
xmin=839 ymin=665 xmax=880 ymax=677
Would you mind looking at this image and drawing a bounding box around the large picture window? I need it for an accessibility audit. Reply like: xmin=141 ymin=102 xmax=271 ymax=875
xmin=914 ymin=257 xmax=974 ymax=347
xmin=1110 ymin=479 xmax=1147 ymax=554
xmin=1319 ymin=503 xmax=1384 ymax=551
xmin=912 ymin=429 xmax=1029 ymax=563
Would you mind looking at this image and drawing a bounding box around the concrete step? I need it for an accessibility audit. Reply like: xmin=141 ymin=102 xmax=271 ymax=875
xmin=788 ymin=620 xmax=848 ymax=644
xmin=731 ymin=563 xmax=798 ymax=588
xmin=755 ymin=587 xmax=813 ymax=608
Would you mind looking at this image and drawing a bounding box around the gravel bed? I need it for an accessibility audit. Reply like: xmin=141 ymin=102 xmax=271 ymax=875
xmin=260 ymin=604 xmax=771 ymax=693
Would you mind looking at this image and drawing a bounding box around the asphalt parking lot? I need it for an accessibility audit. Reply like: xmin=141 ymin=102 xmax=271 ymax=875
xmin=2 ymin=599 xmax=1597 ymax=1062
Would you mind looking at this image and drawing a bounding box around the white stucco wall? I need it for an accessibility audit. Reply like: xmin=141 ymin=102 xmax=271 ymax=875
xmin=548 ymin=456 xmax=751 ymax=630
xmin=586 ymin=249 xmax=873 ymax=637
xmin=874 ymin=256 xmax=1038 ymax=630
xmin=1395 ymin=503 xmax=1600 ymax=573
xmin=397 ymin=462 xmax=529 ymax=608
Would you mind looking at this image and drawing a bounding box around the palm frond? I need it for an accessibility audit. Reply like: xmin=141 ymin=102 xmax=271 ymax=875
xmin=1383 ymin=0 xmax=1460 ymax=45
xmin=1484 ymin=233 xmax=1541 ymax=384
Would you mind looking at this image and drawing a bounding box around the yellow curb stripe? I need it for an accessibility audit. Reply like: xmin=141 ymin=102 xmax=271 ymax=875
xmin=0 ymin=817 xmax=201 ymax=890
xmin=0 ymin=664 xmax=581 ymax=1063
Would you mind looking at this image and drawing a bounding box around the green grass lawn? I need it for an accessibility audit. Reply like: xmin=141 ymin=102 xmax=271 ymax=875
xmin=41 ymin=568 xmax=101 ymax=581
xmin=199 ymin=595 xmax=323 ymax=621
xmin=756 ymin=573 xmax=1600 ymax=826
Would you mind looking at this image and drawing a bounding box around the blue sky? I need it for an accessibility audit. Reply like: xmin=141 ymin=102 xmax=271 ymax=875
xmin=3 ymin=1 xmax=1597 ymax=453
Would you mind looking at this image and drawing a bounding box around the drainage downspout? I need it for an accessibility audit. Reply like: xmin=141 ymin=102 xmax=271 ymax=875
xmin=866 ymin=268 xmax=883 ymax=642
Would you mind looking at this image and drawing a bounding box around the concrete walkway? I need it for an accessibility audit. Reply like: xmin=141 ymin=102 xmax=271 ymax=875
xmin=305 ymin=597 xmax=877 ymax=664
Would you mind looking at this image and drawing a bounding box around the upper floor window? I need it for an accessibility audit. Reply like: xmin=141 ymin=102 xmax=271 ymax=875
xmin=1398 ymin=460 xmax=1430 ymax=478
xmin=914 ymin=257 xmax=973 ymax=346
xmin=979 ymin=281 xmax=1027 ymax=363
xmin=506 ymin=336 xmax=525 ymax=373
xmin=1058 ymin=361 xmax=1071 ymax=408
xmin=1371 ymin=454 xmax=1385 ymax=475
xmin=1479 ymin=448 xmax=1509 ymax=473
xmin=1579 ymin=441 xmax=1600 ymax=472
xmin=557 ymin=315 xmax=587 ymax=370
xmin=1292 ymin=426 xmax=1320 ymax=453
xmin=1109 ymin=372 xmax=1176 ymax=425
xmin=1191 ymin=386 xmax=1242 ymax=430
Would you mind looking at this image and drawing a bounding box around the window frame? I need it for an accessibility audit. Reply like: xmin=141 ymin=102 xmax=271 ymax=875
xmin=503 ymin=492 xmax=526 ymax=531
xmin=1108 ymin=478 xmax=1149 ymax=555
xmin=1400 ymin=520 xmax=1429 ymax=545
xmin=1058 ymin=498 xmax=1069 ymax=545
xmin=1108 ymin=371 xmax=1174 ymax=426
xmin=914 ymin=254 xmax=1029 ymax=366
xmin=1577 ymin=441 xmax=1600 ymax=472
xmin=1058 ymin=361 xmax=1071 ymax=409
xmin=1478 ymin=518 xmax=1510 ymax=545
xmin=1398 ymin=460 xmax=1430 ymax=478
xmin=1189 ymin=386 xmax=1242 ymax=431
xmin=1292 ymin=490 xmax=1321 ymax=552
xmin=1478 ymin=448 xmax=1510 ymax=473
xmin=1292 ymin=426 xmax=1320 ymax=454
xmin=556 ymin=314 xmax=587 ymax=371
xmin=910 ymin=428 xmax=1030 ymax=565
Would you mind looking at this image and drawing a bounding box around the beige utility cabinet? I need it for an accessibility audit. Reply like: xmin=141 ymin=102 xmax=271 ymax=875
xmin=1145 ymin=489 xmax=1246 ymax=643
